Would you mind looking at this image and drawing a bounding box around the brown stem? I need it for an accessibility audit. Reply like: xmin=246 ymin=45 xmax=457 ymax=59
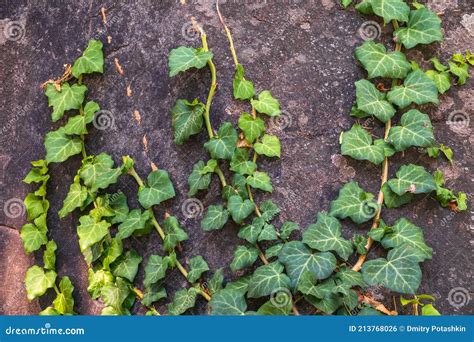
xmin=361 ymin=294 xmax=398 ymax=316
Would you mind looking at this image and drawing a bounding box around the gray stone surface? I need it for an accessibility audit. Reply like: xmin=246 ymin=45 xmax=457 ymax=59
xmin=0 ymin=0 xmax=473 ymax=315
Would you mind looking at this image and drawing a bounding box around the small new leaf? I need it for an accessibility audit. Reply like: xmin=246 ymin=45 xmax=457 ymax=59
xmin=72 ymin=40 xmax=104 ymax=78
xmin=233 ymin=64 xmax=255 ymax=100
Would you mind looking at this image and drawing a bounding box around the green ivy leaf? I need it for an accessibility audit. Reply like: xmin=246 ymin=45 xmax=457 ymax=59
xmin=257 ymin=292 xmax=292 ymax=315
xmin=355 ymin=0 xmax=373 ymax=14
xmin=58 ymin=182 xmax=88 ymax=218
xmin=382 ymin=183 xmax=413 ymax=208
xmin=225 ymin=276 xmax=251 ymax=294
xmin=138 ymin=170 xmax=176 ymax=209
xmin=39 ymin=241 xmax=56 ymax=273
xmin=168 ymin=46 xmax=213 ymax=77
xmin=20 ymin=223 xmax=47 ymax=253
xmin=329 ymin=181 xmax=379 ymax=224
xmin=238 ymin=217 xmax=265 ymax=244
xmin=254 ymin=134 xmax=281 ymax=158
xmin=167 ymin=287 xmax=198 ymax=315
xmin=238 ymin=113 xmax=265 ymax=143
xmin=171 ymin=99 xmax=205 ymax=145
xmin=163 ymin=215 xmax=189 ymax=252
xmin=102 ymin=238 xmax=123 ymax=270
xmin=45 ymin=83 xmax=87 ymax=122
xmin=25 ymin=265 xmax=57 ymax=301
xmin=433 ymin=170 xmax=467 ymax=211
xmin=108 ymin=192 xmax=130 ymax=224
xmin=207 ymin=268 xmax=225 ymax=296
xmin=111 ymin=250 xmax=143 ymax=282
xmin=362 ymin=245 xmax=422 ymax=294
xmin=278 ymin=241 xmax=337 ymax=288
xmin=77 ymin=215 xmax=110 ymax=252
xmin=53 ymin=276 xmax=75 ymax=315
xmin=100 ymin=278 xmax=130 ymax=312
xmin=204 ymin=122 xmax=238 ymax=160
xmin=337 ymin=266 xmax=367 ymax=287
xmin=280 ymin=221 xmax=299 ymax=240
xmin=246 ymin=171 xmax=273 ymax=192
xmin=201 ymin=205 xmax=229 ymax=231
xmin=116 ymin=209 xmax=151 ymax=240
xmin=247 ymin=262 xmax=291 ymax=298
xmin=188 ymin=160 xmax=212 ymax=196
xmin=87 ymin=269 xmax=114 ymax=299
xmin=233 ymin=64 xmax=255 ymax=100
xmin=387 ymin=109 xmax=435 ymax=152
xmin=227 ymin=195 xmax=255 ymax=224
xmin=355 ymin=80 xmax=395 ymax=123
xmin=79 ymin=153 xmax=121 ymax=193
xmin=44 ymin=127 xmax=83 ymax=163
xmin=260 ymin=200 xmax=280 ymax=222
xmin=387 ymin=70 xmax=439 ymax=108
xmin=425 ymin=70 xmax=451 ymax=94
xmin=258 ymin=224 xmax=278 ymax=242
xmin=394 ymin=8 xmax=443 ymax=49
xmin=448 ymin=61 xmax=469 ymax=85
xmin=387 ymin=164 xmax=436 ymax=196
xmin=341 ymin=124 xmax=385 ymax=165
xmin=265 ymin=244 xmax=284 ymax=260
xmin=303 ymin=213 xmax=353 ymax=260
xmin=355 ymin=41 xmax=411 ymax=79
xmin=63 ymin=101 xmax=100 ymax=135
xmin=251 ymin=90 xmax=281 ymax=116
xmin=188 ymin=256 xmax=209 ymax=283
xmin=210 ymin=288 xmax=247 ymax=315
xmin=24 ymin=193 xmax=47 ymax=221
xmin=381 ymin=218 xmax=432 ymax=261
xmin=230 ymin=245 xmax=259 ymax=271
xmin=370 ymin=0 xmax=410 ymax=24
xmin=144 ymin=255 xmax=169 ymax=288
xmin=142 ymin=284 xmax=167 ymax=307
xmin=230 ymin=148 xmax=257 ymax=175
xmin=341 ymin=0 xmax=353 ymax=8
xmin=72 ymin=40 xmax=104 ymax=78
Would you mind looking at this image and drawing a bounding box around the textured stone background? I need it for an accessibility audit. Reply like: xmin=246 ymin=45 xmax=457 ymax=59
xmin=0 ymin=0 xmax=473 ymax=315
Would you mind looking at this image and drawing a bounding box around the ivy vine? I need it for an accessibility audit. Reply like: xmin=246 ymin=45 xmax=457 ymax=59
xmin=20 ymin=0 xmax=471 ymax=316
